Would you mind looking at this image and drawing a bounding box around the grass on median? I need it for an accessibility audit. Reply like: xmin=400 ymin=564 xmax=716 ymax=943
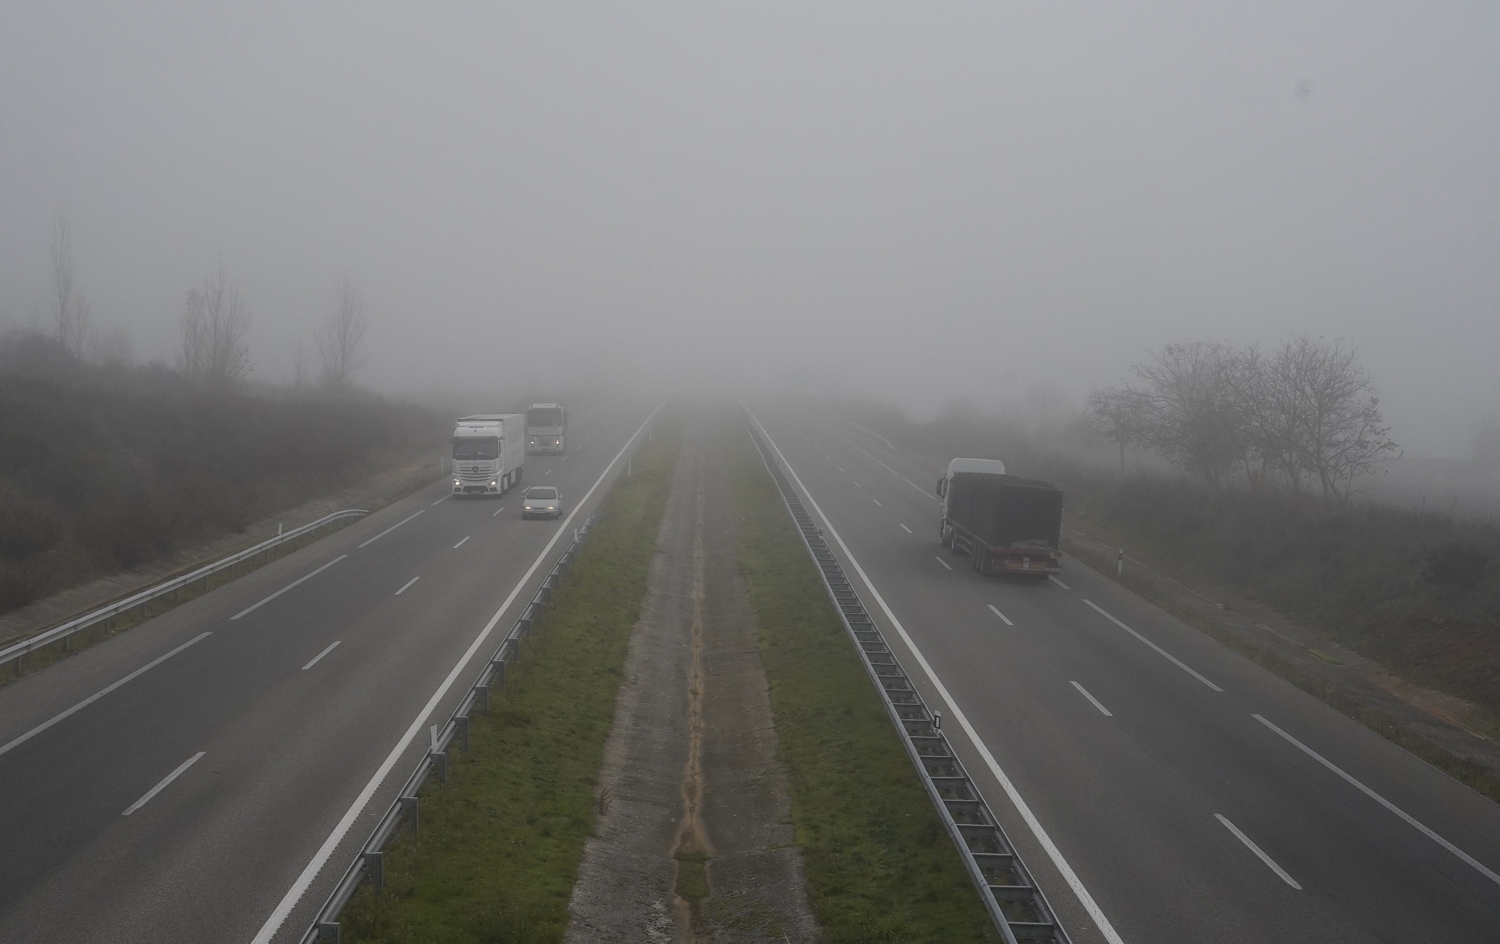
xmin=724 ymin=421 xmax=1002 ymax=944
xmin=339 ymin=418 xmax=682 ymax=944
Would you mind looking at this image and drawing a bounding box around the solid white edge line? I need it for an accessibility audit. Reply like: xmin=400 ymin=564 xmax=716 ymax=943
xmin=900 ymin=523 xmax=913 ymax=534
xmin=301 ymin=641 xmax=341 ymax=671
xmin=1252 ymin=713 xmax=1500 ymax=886
xmin=1213 ymin=813 xmax=1302 ymax=890
xmin=1082 ymin=599 xmax=1222 ymax=692
xmin=356 ymin=510 xmax=425 ymax=549
xmin=934 ymin=556 xmax=953 ymax=571
xmin=394 ymin=577 xmax=419 ymax=596
xmin=0 ymin=632 xmax=212 ymax=760
xmin=746 ymin=405 xmax=1126 ymax=944
xmin=1049 ymin=575 xmax=1071 ymax=590
xmin=453 ymin=536 xmax=470 ymax=549
xmin=122 ymin=751 xmax=205 ymax=816
xmin=1070 ymin=681 xmax=1113 ymax=717
xmin=231 ymin=556 xmax=348 ymax=621
xmin=249 ymin=402 xmax=663 ymax=944
xmin=987 ymin=604 xmax=1014 ymax=626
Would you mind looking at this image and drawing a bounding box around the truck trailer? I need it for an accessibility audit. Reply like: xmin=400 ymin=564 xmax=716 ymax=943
xmin=451 ymin=414 xmax=526 ymax=497
xmin=936 ymin=458 xmax=1063 ymax=578
xmin=526 ymin=403 xmax=567 ymax=454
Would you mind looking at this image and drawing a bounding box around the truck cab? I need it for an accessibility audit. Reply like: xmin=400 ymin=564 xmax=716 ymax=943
xmin=526 ymin=403 xmax=567 ymax=454
xmin=452 ymin=414 xmax=526 ymax=497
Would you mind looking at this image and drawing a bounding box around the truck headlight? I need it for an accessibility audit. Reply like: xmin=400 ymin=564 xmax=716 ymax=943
xmin=453 ymin=478 xmax=460 ymax=486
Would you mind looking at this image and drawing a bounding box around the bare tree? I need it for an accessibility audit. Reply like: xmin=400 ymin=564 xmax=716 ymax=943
xmin=318 ymin=275 xmax=368 ymax=387
xmin=49 ymin=212 xmax=93 ymax=358
xmin=1086 ymin=386 xmax=1150 ymax=472
xmin=1276 ymin=336 xmax=1398 ymax=500
xmin=1129 ymin=341 xmax=1246 ymax=488
xmin=180 ymin=264 xmax=252 ymax=387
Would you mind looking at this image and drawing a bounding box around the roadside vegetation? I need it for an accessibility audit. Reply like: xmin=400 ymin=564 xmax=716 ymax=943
xmin=338 ymin=418 xmax=681 ymax=944
xmin=0 ymin=330 xmax=441 ymax=616
xmin=725 ymin=422 xmax=1001 ymax=944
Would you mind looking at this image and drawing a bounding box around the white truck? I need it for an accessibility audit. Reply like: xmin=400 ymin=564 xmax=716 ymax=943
xmin=451 ymin=414 xmax=526 ymax=497
xmin=526 ymin=403 xmax=568 ymax=454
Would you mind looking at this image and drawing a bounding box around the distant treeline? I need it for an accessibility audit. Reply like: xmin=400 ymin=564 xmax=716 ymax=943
xmin=0 ymin=332 xmax=441 ymax=615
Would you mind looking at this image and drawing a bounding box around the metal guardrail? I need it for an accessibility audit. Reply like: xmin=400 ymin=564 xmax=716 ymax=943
xmin=745 ymin=423 xmax=1070 ymax=944
xmin=301 ymin=514 xmax=600 ymax=944
xmin=0 ymin=509 xmax=369 ymax=675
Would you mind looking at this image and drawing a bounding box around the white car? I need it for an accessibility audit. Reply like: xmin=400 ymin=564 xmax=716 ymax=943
xmin=522 ymin=486 xmax=563 ymax=519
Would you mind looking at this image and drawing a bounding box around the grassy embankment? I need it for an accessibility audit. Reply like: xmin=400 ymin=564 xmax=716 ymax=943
xmin=726 ymin=423 xmax=1001 ymax=944
xmin=338 ymin=417 xmax=681 ymax=944
xmin=0 ymin=332 xmax=441 ymax=617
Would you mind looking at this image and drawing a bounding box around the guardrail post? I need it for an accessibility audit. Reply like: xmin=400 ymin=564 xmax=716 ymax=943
xmin=518 ymin=616 xmax=532 ymax=639
xmin=455 ymin=715 xmax=470 ymax=753
xmin=472 ymin=683 xmax=489 ymax=714
xmin=363 ymin=851 xmax=384 ymax=893
xmin=432 ymin=751 xmax=448 ymax=783
xmin=316 ymin=920 xmax=340 ymax=942
xmin=490 ymin=656 xmax=508 ymax=688
xmin=400 ymin=795 xmax=419 ymax=839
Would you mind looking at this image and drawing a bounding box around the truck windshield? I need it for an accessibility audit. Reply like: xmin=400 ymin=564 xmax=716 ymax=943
xmin=527 ymin=408 xmax=564 ymax=427
xmin=453 ymin=438 xmax=499 ymax=459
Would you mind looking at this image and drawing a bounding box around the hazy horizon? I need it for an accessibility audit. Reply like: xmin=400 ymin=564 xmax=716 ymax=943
xmin=3 ymin=3 xmax=1498 ymax=456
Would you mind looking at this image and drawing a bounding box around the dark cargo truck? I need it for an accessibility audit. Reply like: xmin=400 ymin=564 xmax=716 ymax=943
xmin=936 ymin=458 xmax=1063 ymax=578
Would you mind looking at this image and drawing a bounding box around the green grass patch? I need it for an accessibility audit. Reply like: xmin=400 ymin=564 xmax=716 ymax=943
xmin=339 ymin=418 xmax=682 ymax=944
xmin=724 ymin=422 xmax=1001 ymax=944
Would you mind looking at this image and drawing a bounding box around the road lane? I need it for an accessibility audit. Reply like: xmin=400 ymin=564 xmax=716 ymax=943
xmin=0 ymin=398 xmax=655 ymax=943
xmin=752 ymin=400 xmax=1500 ymax=944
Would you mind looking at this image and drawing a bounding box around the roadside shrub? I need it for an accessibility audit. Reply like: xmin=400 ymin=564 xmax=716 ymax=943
xmin=1425 ymin=541 xmax=1491 ymax=589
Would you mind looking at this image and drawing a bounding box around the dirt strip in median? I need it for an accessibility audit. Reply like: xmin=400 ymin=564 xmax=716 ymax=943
xmin=565 ymin=409 xmax=822 ymax=943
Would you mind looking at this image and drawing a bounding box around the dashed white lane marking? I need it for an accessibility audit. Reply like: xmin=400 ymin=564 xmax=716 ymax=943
xmin=1070 ymin=681 xmax=1112 ymax=716
xmin=745 ymin=406 xmax=1125 ymax=944
xmin=358 ymin=510 xmax=424 ymax=548
xmin=430 ymin=494 xmax=450 ymax=506
xmin=544 ymin=469 xmax=552 ymax=476
xmin=250 ymin=402 xmax=666 ymax=944
xmin=1083 ymin=599 xmax=1222 ymax=692
xmin=900 ymin=523 xmax=913 ymax=534
xmin=453 ymin=536 xmax=470 ymax=549
xmin=301 ymin=641 xmax=341 ymax=671
xmin=853 ymin=480 xmax=862 ymax=488
xmin=1214 ymin=814 xmax=1302 ymax=889
xmin=837 ymin=466 xmax=845 ymax=472
xmin=492 ymin=506 xmax=506 ymax=517
xmin=123 ymin=752 xmax=205 ymax=816
xmin=935 ymin=556 xmax=953 ymax=571
xmin=0 ymin=632 xmax=212 ymax=759
xmin=1049 ymin=575 xmax=1071 ymax=590
xmin=1253 ymin=713 xmax=1500 ymax=886
xmin=232 ymin=556 xmax=348 ymax=621
xmin=987 ymin=604 xmax=1014 ymax=626
xmin=872 ymin=498 xmax=883 ymax=507
xmin=395 ymin=577 xmax=420 ymax=595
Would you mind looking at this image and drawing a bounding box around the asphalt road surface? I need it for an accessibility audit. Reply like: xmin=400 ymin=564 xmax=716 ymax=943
xmin=748 ymin=400 xmax=1500 ymax=944
xmin=0 ymin=397 xmax=656 ymax=943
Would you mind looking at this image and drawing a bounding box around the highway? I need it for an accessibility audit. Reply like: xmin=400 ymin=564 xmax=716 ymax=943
xmin=0 ymin=397 xmax=656 ymax=944
xmin=748 ymin=400 xmax=1500 ymax=944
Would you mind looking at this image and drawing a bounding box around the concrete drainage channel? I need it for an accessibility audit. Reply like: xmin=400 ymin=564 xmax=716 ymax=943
xmin=301 ymin=514 xmax=599 ymax=944
xmin=745 ymin=425 xmax=1071 ymax=944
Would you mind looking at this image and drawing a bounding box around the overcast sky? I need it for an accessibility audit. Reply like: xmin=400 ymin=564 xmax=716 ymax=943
xmin=2 ymin=3 xmax=1497 ymax=455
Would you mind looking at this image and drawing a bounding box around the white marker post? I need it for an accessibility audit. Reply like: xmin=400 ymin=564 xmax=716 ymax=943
xmin=1117 ymin=548 xmax=1124 ymax=577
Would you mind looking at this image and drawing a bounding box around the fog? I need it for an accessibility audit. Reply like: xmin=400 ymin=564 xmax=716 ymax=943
xmin=3 ymin=3 xmax=1498 ymax=456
